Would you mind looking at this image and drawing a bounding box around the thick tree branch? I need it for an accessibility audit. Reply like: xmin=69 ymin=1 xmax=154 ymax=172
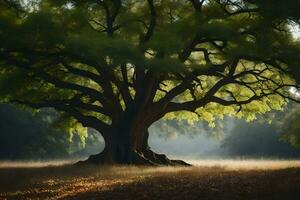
xmin=0 ymin=53 xmax=117 ymax=114
xmin=142 ymin=0 xmax=157 ymax=43
xmin=189 ymin=0 xmax=205 ymax=11
xmin=12 ymin=99 xmax=111 ymax=134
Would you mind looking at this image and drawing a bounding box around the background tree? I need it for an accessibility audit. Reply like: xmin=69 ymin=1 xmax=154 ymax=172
xmin=221 ymin=118 xmax=300 ymax=158
xmin=0 ymin=104 xmax=70 ymax=159
xmin=0 ymin=0 xmax=299 ymax=165
xmin=280 ymin=103 xmax=300 ymax=148
xmin=0 ymin=103 xmax=104 ymax=160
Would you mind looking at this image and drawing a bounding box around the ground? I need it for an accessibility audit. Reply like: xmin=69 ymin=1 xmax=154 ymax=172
xmin=1 ymin=160 xmax=300 ymax=200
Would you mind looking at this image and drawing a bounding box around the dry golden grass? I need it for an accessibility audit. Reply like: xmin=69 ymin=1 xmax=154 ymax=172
xmin=1 ymin=160 xmax=300 ymax=200
xmin=189 ymin=159 xmax=300 ymax=170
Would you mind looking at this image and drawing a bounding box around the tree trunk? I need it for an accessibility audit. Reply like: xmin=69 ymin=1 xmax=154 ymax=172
xmin=76 ymin=117 xmax=191 ymax=166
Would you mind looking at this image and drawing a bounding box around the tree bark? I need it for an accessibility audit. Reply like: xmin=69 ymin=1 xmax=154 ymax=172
xmin=76 ymin=118 xmax=191 ymax=166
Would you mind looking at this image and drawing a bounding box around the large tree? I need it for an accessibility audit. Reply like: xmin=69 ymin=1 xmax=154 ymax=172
xmin=0 ymin=0 xmax=300 ymax=165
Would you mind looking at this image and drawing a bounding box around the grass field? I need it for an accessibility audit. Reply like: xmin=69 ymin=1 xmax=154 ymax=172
xmin=1 ymin=160 xmax=300 ymax=200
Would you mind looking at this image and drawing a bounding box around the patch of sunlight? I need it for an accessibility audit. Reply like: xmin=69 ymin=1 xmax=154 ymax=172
xmin=0 ymin=160 xmax=76 ymax=168
xmin=290 ymin=22 xmax=300 ymax=39
xmin=188 ymin=159 xmax=300 ymax=170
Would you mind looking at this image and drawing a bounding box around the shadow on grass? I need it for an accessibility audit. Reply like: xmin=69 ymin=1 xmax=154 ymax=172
xmin=1 ymin=165 xmax=300 ymax=200
xmin=65 ymin=167 xmax=300 ymax=200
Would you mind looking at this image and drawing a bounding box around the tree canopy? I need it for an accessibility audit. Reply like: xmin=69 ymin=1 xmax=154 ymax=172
xmin=0 ymin=0 xmax=300 ymax=165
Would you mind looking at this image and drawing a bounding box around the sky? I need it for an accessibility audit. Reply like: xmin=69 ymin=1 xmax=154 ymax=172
xmin=290 ymin=23 xmax=300 ymax=39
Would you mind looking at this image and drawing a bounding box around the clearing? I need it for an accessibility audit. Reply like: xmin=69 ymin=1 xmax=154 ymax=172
xmin=1 ymin=160 xmax=300 ymax=200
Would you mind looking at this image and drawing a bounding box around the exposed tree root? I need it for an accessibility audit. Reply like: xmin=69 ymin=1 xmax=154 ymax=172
xmin=75 ymin=148 xmax=191 ymax=167
xmin=143 ymin=148 xmax=191 ymax=166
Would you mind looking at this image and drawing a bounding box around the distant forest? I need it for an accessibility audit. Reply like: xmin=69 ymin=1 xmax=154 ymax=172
xmin=0 ymin=104 xmax=103 ymax=160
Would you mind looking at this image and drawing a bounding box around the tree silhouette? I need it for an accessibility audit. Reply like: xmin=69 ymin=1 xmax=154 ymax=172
xmin=0 ymin=0 xmax=299 ymax=165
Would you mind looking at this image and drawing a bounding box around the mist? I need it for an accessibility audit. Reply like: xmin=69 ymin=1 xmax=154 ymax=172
xmin=149 ymin=118 xmax=300 ymax=160
xmin=1 ymin=103 xmax=300 ymax=161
